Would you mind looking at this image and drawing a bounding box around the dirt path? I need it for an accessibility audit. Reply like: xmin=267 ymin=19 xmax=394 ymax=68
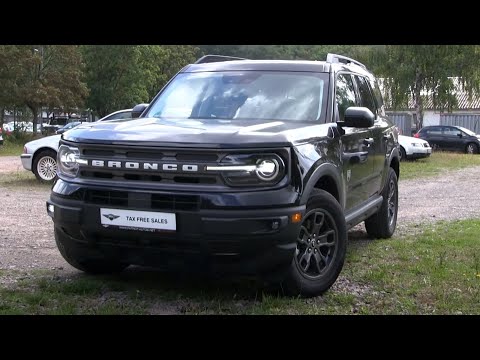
xmin=0 ymin=156 xmax=23 ymax=173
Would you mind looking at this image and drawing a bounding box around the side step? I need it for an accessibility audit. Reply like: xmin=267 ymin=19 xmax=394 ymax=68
xmin=344 ymin=195 xmax=383 ymax=230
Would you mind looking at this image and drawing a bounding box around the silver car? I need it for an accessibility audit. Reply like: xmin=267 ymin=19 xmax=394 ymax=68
xmin=20 ymin=108 xmax=134 ymax=181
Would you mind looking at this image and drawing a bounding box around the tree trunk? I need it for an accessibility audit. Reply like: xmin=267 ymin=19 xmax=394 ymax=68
xmin=414 ymin=70 xmax=424 ymax=131
xmin=0 ymin=107 xmax=4 ymax=130
xmin=29 ymin=106 xmax=39 ymax=133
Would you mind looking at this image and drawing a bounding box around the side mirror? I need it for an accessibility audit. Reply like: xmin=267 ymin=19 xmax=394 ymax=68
xmin=457 ymin=133 xmax=463 ymax=138
xmin=131 ymin=103 xmax=149 ymax=118
xmin=340 ymin=107 xmax=375 ymax=128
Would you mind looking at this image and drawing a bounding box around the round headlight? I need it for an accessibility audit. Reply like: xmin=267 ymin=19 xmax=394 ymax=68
xmin=256 ymin=158 xmax=279 ymax=181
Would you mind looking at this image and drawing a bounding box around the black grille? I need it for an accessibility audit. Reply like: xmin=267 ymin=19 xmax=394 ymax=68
xmin=77 ymin=145 xmax=223 ymax=186
xmin=71 ymin=189 xmax=200 ymax=211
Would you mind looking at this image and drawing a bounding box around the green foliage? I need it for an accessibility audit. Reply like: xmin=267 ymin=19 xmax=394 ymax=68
xmin=368 ymin=45 xmax=480 ymax=129
xmin=82 ymin=45 xmax=198 ymax=117
xmin=0 ymin=45 xmax=88 ymax=131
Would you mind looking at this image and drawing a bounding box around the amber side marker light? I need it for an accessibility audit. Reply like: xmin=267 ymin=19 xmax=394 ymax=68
xmin=291 ymin=213 xmax=302 ymax=223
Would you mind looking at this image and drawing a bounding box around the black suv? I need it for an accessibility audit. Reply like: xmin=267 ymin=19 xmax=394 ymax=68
xmin=47 ymin=54 xmax=400 ymax=296
xmin=415 ymin=125 xmax=480 ymax=154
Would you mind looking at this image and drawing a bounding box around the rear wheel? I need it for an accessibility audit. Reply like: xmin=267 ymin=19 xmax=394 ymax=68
xmin=365 ymin=167 xmax=398 ymax=238
xmin=277 ymin=189 xmax=347 ymax=297
xmin=466 ymin=143 xmax=478 ymax=154
xmin=33 ymin=150 xmax=57 ymax=182
xmin=55 ymin=227 xmax=129 ymax=274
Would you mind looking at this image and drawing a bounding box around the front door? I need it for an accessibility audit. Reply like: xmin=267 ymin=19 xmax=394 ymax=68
xmin=335 ymin=73 xmax=375 ymax=211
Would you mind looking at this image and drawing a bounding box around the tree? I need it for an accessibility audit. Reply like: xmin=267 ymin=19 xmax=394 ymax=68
xmin=367 ymin=45 xmax=480 ymax=130
xmin=83 ymin=45 xmax=199 ymax=117
xmin=11 ymin=45 xmax=88 ymax=132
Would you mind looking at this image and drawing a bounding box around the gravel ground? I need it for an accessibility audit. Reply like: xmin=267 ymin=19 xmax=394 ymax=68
xmin=0 ymin=156 xmax=24 ymax=173
xmin=2 ymin=160 xmax=480 ymax=308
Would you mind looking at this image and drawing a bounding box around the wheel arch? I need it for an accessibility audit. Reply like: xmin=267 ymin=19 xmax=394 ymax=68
xmin=300 ymin=163 xmax=344 ymax=208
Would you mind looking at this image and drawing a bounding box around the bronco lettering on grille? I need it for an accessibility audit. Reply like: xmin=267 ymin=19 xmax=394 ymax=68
xmin=90 ymin=160 xmax=200 ymax=172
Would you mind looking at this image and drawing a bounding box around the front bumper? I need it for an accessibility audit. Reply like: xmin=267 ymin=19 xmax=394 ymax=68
xmin=47 ymin=183 xmax=305 ymax=274
xmin=20 ymin=154 xmax=33 ymax=171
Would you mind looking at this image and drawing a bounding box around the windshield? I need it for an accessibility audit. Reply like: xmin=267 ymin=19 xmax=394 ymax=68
xmin=457 ymin=126 xmax=476 ymax=136
xmin=145 ymin=71 xmax=328 ymax=122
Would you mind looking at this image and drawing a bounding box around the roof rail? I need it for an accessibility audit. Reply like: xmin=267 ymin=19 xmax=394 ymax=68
xmin=326 ymin=53 xmax=366 ymax=69
xmin=195 ymin=54 xmax=248 ymax=64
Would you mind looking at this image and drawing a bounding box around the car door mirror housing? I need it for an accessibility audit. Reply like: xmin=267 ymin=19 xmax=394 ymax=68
xmin=340 ymin=107 xmax=375 ymax=128
xmin=132 ymin=103 xmax=149 ymax=118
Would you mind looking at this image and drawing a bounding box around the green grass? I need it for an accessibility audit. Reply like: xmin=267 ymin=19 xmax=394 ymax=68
xmin=0 ymin=142 xmax=24 ymax=156
xmin=400 ymin=151 xmax=480 ymax=180
xmin=2 ymin=219 xmax=480 ymax=314
xmin=0 ymin=170 xmax=50 ymax=189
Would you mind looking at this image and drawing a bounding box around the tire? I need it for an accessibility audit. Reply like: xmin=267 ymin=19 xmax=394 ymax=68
xmin=33 ymin=149 xmax=57 ymax=182
xmin=399 ymin=146 xmax=407 ymax=161
xmin=466 ymin=143 xmax=478 ymax=154
xmin=278 ymin=189 xmax=347 ymax=297
xmin=365 ymin=167 xmax=398 ymax=239
xmin=55 ymin=227 xmax=128 ymax=274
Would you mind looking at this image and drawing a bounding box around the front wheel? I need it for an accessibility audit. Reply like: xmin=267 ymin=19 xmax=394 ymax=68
xmin=33 ymin=150 xmax=57 ymax=182
xmin=278 ymin=189 xmax=347 ymax=297
xmin=466 ymin=143 xmax=478 ymax=154
xmin=365 ymin=167 xmax=398 ymax=238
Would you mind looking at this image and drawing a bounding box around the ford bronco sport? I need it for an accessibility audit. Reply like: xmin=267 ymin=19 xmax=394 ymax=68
xmin=47 ymin=54 xmax=400 ymax=297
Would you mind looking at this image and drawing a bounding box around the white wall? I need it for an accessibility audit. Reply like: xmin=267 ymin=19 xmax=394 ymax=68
xmin=423 ymin=111 xmax=440 ymax=126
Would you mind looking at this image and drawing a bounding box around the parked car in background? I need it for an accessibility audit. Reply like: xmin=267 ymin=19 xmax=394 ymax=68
xmin=97 ymin=108 xmax=134 ymax=121
xmin=56 ymin=121 xmax=82 ymax=134
xmin=21 ymin=108 xmax=138 ymax=182
xmin=415 ymin=125 xmax=480 ymax=154
xmin=398 ymin=134 xmax=431 ymax=161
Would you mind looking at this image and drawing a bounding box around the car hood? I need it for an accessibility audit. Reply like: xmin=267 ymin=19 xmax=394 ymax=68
xmin=24 ymin=134 xmax=62 ymax=152
xmin=62 ymin=117 xmax=335 ymax=148
xmin=399 ymin=134 xmax=429 ymax=146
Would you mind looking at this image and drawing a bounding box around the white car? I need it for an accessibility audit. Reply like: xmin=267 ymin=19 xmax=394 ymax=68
xmin=398 ymin=134 xmax=432 ymax=161
xmin=20 ymin=108 xmax=134 ymax=181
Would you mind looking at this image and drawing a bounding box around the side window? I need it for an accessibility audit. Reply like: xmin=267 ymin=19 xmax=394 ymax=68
xmin=335 ymin=73 xmax=357 ymax=122
xmin=443 ymin=127 xmax=461 ymax=136
xmin=426 ymin=127 xmax=442 ymax=135
xmin=367 ymin=77 xmax=384 ymax=109
xmin=355 ymin=76 xmax=377 ymax=115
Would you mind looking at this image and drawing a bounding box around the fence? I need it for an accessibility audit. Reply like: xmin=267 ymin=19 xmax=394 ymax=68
xmin=440 ymin=114 xmax=480 ymax=133
xmin=386 ymin=112 xmax=414 ymax=136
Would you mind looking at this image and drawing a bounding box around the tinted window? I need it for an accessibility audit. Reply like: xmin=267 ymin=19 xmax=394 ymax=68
xmin=146 ymin=71 xmax=328 ymax=122
xmin=355 ymin=76 xmax=376 ymax=114
xmin=425 ymin=127 xmax=442 ymax=135
xmin=335 ymin=74 xmax=357 ymax=122
xmin=443 ymin=127 xmax=462 ymax=136
xmin=367 ymin=77 xmax=384 ymax=108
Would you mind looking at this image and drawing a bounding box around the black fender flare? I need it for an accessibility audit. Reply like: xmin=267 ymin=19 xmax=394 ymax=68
xmin=299 ymin=162 xmax=345 ymax=207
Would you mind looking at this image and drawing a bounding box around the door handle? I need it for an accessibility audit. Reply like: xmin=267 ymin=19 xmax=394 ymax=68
xmin=343 ymin=151 xmax=369 ymax=164
xmin=363 ymin=138 xmax=374 ymax=147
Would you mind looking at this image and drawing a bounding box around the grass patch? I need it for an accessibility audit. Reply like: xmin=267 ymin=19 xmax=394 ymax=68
xmin=1 ymin=220 xmax=480 ymax=314
xmin=0 ymin=142 xmax=24 ymax=156
xmin=0 ymin=170 xmax=49 ymax=189
xmin=400 ymin=151 xmax=480 ymax=180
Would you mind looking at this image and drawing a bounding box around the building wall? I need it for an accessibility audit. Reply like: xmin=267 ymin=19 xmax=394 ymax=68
xmin=423 ymin=111 xmax=440 ymax=126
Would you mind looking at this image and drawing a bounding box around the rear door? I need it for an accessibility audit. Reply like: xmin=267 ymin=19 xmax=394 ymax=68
xmin=353 ymin=75 xmax=384 ymax=196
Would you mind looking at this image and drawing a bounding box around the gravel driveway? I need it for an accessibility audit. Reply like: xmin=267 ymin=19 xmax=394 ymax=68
xmin=2 ymin=161 xmax=480 ymax=276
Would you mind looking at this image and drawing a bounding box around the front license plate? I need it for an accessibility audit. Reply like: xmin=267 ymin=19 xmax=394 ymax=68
xmin=100 ymin=208 xmax=176 ymax=232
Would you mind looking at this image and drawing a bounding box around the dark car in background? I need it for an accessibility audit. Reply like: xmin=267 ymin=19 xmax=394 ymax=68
xmin=415 ymin=125 xmax=480 ymax=154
